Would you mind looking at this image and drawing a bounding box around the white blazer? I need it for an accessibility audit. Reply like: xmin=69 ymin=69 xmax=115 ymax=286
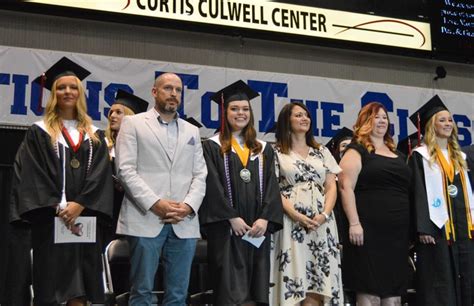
xmin=115 ymin=108 xmax=207 ymax=239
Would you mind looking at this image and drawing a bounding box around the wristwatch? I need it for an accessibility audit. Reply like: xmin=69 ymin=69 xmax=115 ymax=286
xmin=321 ymin=212 xmax=330 ymax=220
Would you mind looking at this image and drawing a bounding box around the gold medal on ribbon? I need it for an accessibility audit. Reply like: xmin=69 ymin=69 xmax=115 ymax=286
xmin=70 ymin=158 xmax=80 ymax=169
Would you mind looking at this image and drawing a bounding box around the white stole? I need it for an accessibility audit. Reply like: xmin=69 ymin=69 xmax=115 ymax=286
xmin=414 ymin=145 xmax=474 ymax=229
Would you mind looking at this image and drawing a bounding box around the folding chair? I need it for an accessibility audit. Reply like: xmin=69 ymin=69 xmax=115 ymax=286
xmin=188 ymin=239 xmax=213 ymax=305
xmin=402 ymin=250 xmax=417 ymax=305
xmin=103 ymin=237 xmax=214 ymax=305
xmin=103 ymin=238 xmax=163 ymax=306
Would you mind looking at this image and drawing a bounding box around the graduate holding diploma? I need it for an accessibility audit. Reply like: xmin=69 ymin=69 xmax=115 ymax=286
xmin=199 ymin=80 xmax=283 ymax=305
xmin=10 ymin=57 xmax=113 ymax=306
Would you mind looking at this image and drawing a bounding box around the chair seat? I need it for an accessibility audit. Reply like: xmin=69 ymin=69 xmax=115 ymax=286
xmin=115 ymin=291 xmax=164 ymax=306
xmin=188 ymin=290 xmax=213 ymax=305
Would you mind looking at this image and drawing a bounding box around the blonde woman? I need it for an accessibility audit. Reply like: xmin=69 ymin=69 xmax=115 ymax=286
xmin=105 ymin=89 xmax=148 ymax=156
xmin=408 ymin=95 xmax=474 ymax=306
xmin=11 ymin=57 xmax=112 ymax=305
xmin=104 ymin=89 xmax=148 ymax=241
xmin=339 ymin=102 xmax=411 ymax=306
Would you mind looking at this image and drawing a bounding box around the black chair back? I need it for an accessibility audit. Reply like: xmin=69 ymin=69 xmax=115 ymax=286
xmin=104 ymin=238 xmax=213 ymax=305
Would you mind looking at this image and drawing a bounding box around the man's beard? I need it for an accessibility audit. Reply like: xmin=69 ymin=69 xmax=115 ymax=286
xmin=157 ymin=99 xmax=179 ymax=114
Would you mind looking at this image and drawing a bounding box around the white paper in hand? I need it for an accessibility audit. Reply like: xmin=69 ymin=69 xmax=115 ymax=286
xmin=242 ymin=232 xmax=266 ymax=248
xmin=54 ymin=216 xmax=97 ymax=243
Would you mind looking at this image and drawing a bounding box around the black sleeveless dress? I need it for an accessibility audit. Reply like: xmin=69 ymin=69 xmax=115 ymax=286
xmin=342 ymin=143 xmax=411 ymax=297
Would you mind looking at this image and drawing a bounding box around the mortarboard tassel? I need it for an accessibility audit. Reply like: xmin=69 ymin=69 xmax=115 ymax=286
xmin=416 ymin=112 xmax=421 ymax=144
xmin=220 ymin=92 xmax=225 ymax=133
xmin=37 ymin=73 xmax=46 ymax=114
xmin=408 ymin=137 xmax=412 ymax=156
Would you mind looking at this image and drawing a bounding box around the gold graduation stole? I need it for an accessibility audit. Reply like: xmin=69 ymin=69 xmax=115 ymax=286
xmin=435 ymin=146 xmax=454 ymax=182
xmin=435 ymin=145 xmax=474 ymax=241
xmin=231 ymin=136 xmax=254 ymax=183
xmin=223 ymin=136 xmax=264 ymax=206
xmin=231 ymin=136 xmax=250 ymax=167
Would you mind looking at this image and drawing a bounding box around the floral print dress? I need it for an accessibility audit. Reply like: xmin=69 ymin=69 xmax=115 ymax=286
xmin=270 ymin=145 xmax=343 ymax=306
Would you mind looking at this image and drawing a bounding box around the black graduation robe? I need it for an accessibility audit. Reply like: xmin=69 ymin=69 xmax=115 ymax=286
xmin=462 ymin=145 xmax=474 ymax=189
xmin=10 ymin=123 xmax=113 ymax=304
xmin=102 ymin=153 xmax=125 ymax=247
xmin=199 ymin=137 xmax=283 ymax=305
xmin=409 ymin=151 xmax=474 ymax=306
xmin=3 ymin=141 xmax=33 ymax=305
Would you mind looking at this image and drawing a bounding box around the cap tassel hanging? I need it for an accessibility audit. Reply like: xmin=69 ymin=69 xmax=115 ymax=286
xmin=408 ymin=137 xmax=412 ymax=156
xmin=220 ymin=92 xmax=225 ymax=133
xmin=416 ymin=112 xmax=421 ymax=144
xmin=210 ymin=80 xmax=259 ymax=135
xmin=37 ymin=73 xmax=46 ymax=114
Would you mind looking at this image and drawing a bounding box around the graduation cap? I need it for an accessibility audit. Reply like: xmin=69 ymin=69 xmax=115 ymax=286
xmin=409 ymin=95 xmax=448 ymax=146
xmin=31 ymin=57 xmax=91 ymax=113
xmin=325 ymin=127 xmax=353 ymax=151
xmin=210 ymin=80 xmax=260 ymax=133
xmin=114 ymin=89 xmax=149 ymax=114
xmin=184 ymin=117 xmax=203 ymax=128
xmin=397 ymin=132 xmax=420 ymax=156
xmin=33 ymin=57 xmax=91 ymax=91
xmin=409 ymin=95 xmax=448 ymax=135
xmin=210 ymin=80 xmax=259 ymax=106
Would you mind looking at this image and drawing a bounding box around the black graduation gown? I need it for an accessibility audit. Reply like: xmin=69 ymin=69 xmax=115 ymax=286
xmin=102 ymin=156 xmax=125 ymax=247
xmin=199 ymin=139 xmax=283 ymax=305
xmin=3 ymin=141 xmax=33 ymax=305
xmin=462 ymin=145 xmax=474 ymax=189
xmin=409 ymin=151 xmax=474 ymax=306
xmin=10 ymin=124 xmax=113 ymax=304
xmin=333 ymin=182 xmax=349 ymax=246
xmin=331 ymin=156 xmax=349 ymax=246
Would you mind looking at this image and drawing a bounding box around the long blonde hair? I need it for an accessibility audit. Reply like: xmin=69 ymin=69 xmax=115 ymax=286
xmin=105 ymin=104 xmax=135 ymax=150
xmin=44 ymin=76 xmax=99 ymax=145
xmin=423 ymin=111 xmax=466 ymax=171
